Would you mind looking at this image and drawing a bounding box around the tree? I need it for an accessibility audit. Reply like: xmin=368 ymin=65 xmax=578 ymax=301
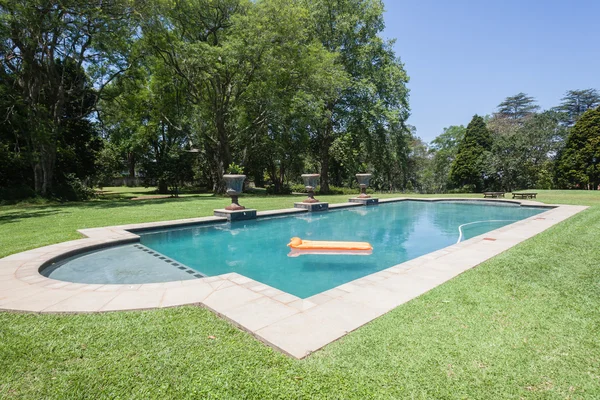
xmin=139 ymin=0 xmax=244 ymax=191
xmin=497 ymin=92 xmax=539 ymax=121
xmin=405 ymin=135 xmax=431 ymax=193
xmin=556 ymin=107 xmax=600 ymax=189
xmin=488 ymin=111 xmax=568 ymax=191
xmin=0 ymin=0 xmax=135 ymax=196
xmin=366 ymin=121 xmax=412 ymax=192
xmin=94 ymin=142 xmax=123 ymax=189
xmin=237 ymin=0 xmax=346 ymax=193
xmin=1 ymin=0 xmax=416 ymax=199
xmin=449 ymin=115 xmax=493 ymax=191
xmin=53 ymin=59 xmax=103 ymax=185
xmin=0 ymin=61 xmax=33 ymax=199
xmin=518 ymin=111 xmax=568 ymax=186
xmin=101 ymin=55 xmax=195 ymax=194
xmin=554 ymin=89 xmax=600 ymax=126
xmin=98 ymin=63 xmax=149 ymax=183
xmin=140 ymin=0 xmax=351 ymax=193
xmin=303 ymin=0 xmax=410 ymax=192
xmin=487 ymin=112 xmax=521 ymax=137
xmin=429 ymin=125 xmax=466 ymax=192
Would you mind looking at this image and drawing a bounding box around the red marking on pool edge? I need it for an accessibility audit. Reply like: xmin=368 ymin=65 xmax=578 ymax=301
xmin=483 ymin=238 xmax=497 ymax=241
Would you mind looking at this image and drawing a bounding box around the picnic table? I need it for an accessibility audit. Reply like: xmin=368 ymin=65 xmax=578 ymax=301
xmin=512 ymin=192 xmax=537 ymax=199
xmin=483 ymin=192 xmax=505 ymax=198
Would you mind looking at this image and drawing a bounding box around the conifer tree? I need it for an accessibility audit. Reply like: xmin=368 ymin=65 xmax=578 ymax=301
xmin=554 ymin=89 xmax=600 ymax=125
xmin=556 ymin=107 xmax=600 ymax=189
xmin=449 ymin=115 xmax=493 ymax=191
xmin=497 ymin=92 xmax=539 ymax=120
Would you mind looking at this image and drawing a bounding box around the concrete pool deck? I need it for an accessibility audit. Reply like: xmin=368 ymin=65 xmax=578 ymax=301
xmin=0 ymin=198 xmax=587 ymax=358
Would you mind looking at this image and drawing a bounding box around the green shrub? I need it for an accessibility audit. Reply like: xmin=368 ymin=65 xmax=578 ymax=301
xmin=447 ymin=184 xmax=477 ymax=194
xmin=0 ymin=185 xmax=37 ymax=203
xmin=53 ymin=174 xmax=96 ymax=201
xmin=290 ymin=183 xmax=306 ymax=193
xmin=226 ymin=162 xmax=244 ymax=175
xmin=290 ymin=184 xmax=374 ymax=195
xmin=265 ymin=184 xmax=292 ymax=195
xmin=318 ymin=186 xmax=354 ymax=195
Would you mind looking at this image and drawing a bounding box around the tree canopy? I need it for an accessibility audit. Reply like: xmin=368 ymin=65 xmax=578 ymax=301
xmin=554 ymin=89 xmax=600 ymax=126
xmin=0 ymin=0 xmax=413 ymax=199
xmin=556 ymin=107 xmax=600 ymax=189
xmin=429 ymin=125 xmax=465 ymax=193
xmin=496 ymin=92 xmax=540 ymax=121
xmin=0 ymin=1 xmax=598 ymax=200
xmin=449 ymin=115 xmax=492 ymax=192
xmin=0 ymin=0 xmax=135 ymax=197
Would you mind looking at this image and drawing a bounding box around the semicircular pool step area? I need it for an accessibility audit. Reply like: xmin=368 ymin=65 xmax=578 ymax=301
xmin=41 ymin=243 xmax=206 ymax=284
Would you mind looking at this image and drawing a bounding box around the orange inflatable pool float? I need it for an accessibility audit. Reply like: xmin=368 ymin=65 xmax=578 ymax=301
xmin=287 ymin=237 xmax=373 ymax=257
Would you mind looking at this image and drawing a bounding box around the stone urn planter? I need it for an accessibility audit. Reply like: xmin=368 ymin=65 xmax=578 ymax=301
xmin=355 ymin=173 xmax=372 ymax=198
xmin=223 ymin=174 xmax=246 ymax=210
xmin=301 ymin=174 xmax=320 ymax=203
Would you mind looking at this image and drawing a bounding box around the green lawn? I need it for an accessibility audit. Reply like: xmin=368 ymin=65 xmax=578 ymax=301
xmin=1 ymin=190 xmax=599 ymax=398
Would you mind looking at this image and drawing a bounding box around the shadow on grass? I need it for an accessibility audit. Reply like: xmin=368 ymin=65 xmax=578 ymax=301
xmin=98 ymin=193 xmax=148 ymax=199
xmin=0 ymin=193 xmax=311 ymax=215
xmin=0 ymin=209 xmax=66 ymax=224
xmin=14 ymin=194 xmax=226 ymax=212
xmin=101 ymin=189 xmax=158 ymax=196
xmin=75 ymin=195 xmax=224 ymax=209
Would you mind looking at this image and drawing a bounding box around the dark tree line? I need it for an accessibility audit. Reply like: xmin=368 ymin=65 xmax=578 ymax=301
xmin=1 ymin=0 xmax=417 ymax=200
xmin=443 ymin=89 xmax=600 ymax=192
xmin=1 ymin=1 xmax=598 ymax=201
xmin=0 ymin=0 xmax=136 ymax=199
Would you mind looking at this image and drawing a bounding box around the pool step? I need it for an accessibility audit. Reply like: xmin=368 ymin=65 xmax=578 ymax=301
xmin=213 ymin=208 xmax=258 ymax=221
xmin=293 ymin=202 xmax=329 ymax=212
xmin=133 ymin=244 xmax=206 ymax=278
xmin=348 ymin=197 xmax=379 ymax=206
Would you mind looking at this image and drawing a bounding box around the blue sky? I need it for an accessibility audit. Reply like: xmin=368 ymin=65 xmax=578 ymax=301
xmin=382 ymin=0 xmax=600 ymax=142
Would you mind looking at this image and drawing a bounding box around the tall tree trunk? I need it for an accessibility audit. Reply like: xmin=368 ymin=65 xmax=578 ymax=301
xmin=212 ymin=166 xmax=225 ymax=193
xmin=214 ymin=110 xmax=231 ymax=194
xmin=128 ymin=152 xmax=135 ymax=178
xmin=203 ymin=142 xmax=221 ymax=193
xmin=33 ymin=162 xmax=43 ymax=193
xmin=211 ymin=154 xmax=226 ymax=193
xmin=319 ymin=103 xmax=335 ymax=194
xmin=158 ymin=180 xmax=168 ymax=194
xmin=320 ymin=151 xmax=330 ymax=193
xmin=40 ymin=146 xmax=56 ymax=196
xmin=32 ymin=142 xmax=56 ymax=196
xmin=279 ymin=163 xmax=285 ymax=192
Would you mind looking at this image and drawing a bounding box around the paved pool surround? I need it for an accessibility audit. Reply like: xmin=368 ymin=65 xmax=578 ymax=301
xmin=0 ymin=198 xmax=586 ymax=359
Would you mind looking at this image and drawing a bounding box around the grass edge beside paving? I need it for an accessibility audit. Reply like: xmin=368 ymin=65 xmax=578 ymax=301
xmin=1 ymin=190 xmax=599 ymax=399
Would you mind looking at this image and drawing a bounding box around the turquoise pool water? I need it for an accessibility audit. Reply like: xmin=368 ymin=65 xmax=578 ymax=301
xmin=42 ymin=201 xmax=545 ymax=296
xmin=135 ymin=201 xmax=544 ymax=298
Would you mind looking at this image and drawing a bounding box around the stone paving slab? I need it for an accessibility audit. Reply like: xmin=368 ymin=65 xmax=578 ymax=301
xmin=222 ymin=296 xmax=300 ymax=332
xmin=44 ymin=291 xmax=122 ymax=313
xmin=0 ymin=198 xmax=587 ymax=358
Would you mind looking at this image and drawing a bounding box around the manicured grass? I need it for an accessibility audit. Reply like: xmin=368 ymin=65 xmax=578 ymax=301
xmin=1 ymin=189 xmax=599 ymax=398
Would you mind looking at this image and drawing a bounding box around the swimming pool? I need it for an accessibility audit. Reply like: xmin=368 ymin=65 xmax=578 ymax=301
xmin=42 ymin=201 xmax=545 ymax=298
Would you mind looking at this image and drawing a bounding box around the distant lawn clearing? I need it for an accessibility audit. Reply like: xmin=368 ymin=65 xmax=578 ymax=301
xmin=1 ymin=190 xmax=599 ymax=398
